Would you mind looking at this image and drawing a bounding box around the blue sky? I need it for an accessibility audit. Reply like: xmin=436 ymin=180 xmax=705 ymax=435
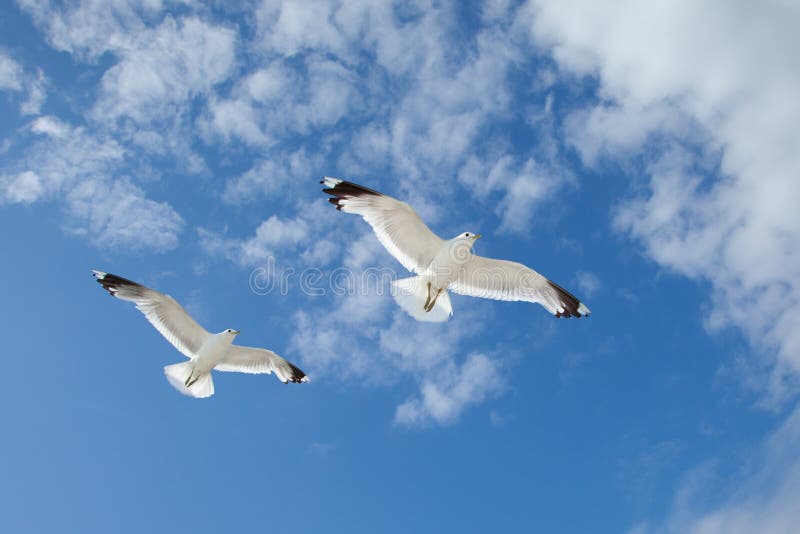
xmin=2 ymin=1 xmax=799 ymax=532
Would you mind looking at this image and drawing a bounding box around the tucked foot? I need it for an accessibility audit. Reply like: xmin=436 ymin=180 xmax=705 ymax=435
xmin=425 ymin=288 xmax=442 ymax=312
xmin=423 ymin=281 xmax=432 ymax=311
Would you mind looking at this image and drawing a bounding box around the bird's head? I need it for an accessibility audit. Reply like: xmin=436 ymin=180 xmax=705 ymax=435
xmin=453 ymin=231 xmax=482 ymax=247
xmin=221 ymin=328 xmax=241 ymax=338
xmin=448 ymin=231 xmax=482 ymax=262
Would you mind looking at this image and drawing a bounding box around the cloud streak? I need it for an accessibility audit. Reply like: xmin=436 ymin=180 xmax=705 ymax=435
xmin=524 ymin=0 xmax=800 ymax=402
xmin=0 ymin=116 xmax=183 ymax=252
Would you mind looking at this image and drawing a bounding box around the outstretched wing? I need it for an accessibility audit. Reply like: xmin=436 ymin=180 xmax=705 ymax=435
xmin=321 ymin=177 xmax=444 ymax=273
xmin=450 ymin=256 xmax=591 ymax=318
xmin=92 ymin=270 xmax=211 ymax=357
xmin=216 ymin=346 xmax=309 ymax=384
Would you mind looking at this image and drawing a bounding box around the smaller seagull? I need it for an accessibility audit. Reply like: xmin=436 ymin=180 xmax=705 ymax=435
xmin=92 ymin=270 xmax=308 ymax=398
xmin=321 ymin=177 xmax=591 ymax=322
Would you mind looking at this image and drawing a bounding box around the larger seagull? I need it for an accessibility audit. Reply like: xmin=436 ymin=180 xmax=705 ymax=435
xmin=92 ymin=270 xmax=308 ymax=398
xmin=321 ymin=178 xmax=591 ymax=322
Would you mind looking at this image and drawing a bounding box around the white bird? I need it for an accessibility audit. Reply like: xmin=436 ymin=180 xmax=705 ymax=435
xmin=321 ymin=177 xmax=591 ymax=322
xmin=92 ymin=270 xmax=308 ymax=398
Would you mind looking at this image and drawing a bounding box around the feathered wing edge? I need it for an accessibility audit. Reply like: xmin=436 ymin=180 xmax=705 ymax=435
xmin=320 ymin=177 xmax=383 ymax=210
xmin=547 ymin=279 xmax=591 ymax=318
xmin=91 ymin=270 xmax=210 ymax=357
xmin=320 ymin=177 xmax=444 ymax=273
xmin=215 ymin=346 xmax=310 ymax=384
xmin=279 ymin=361 xmax=310 ymax=384
xmin=450 ymin=257 xmax=591 ymax=318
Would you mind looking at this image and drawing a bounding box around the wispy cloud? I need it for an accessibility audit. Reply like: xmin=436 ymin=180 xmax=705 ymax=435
xmin=632 ymin=403 xmax=800 ymax=534
xmin=21 ymin=2 xmax=237 ymax=170
xmin=394 ymin=353 xmax=505 ymax=426
xmin=0 ymin=116 xmax=183 ymax=252
xmin=518 ymin=0 xmax=800 ymax=528
xmin=18 ymin=0 xmax=166 ymax=58
xmin=222 ymin=149 xmax=321 ymax=205
xmin=0 ymin=49 xmax=47 ymax=115
xmin=574 ymin=270 xmax=601 ymax=297
xmin=459 ymin=153 xmax=572 ymax=235
xmin=202 ymin=0 xmax=571 ymax=236
xmin=91 ymin=16 xmax=237 ymax=126
xmin=0 ymin=50 xmax=23 ymax=91
xmin=198 ymin=213 xmax=313 ymax=267
xmin=524 ymin=0 xmax=800 ymax=404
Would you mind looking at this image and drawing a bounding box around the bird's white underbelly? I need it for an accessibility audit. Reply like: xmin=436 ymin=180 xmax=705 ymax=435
xmin=192 ymin=339 xmax=229 ymax=373
xmin=422 ymin=266 xmax=459 ymax=290
xmin=424 ymin=245 xmax=470 ymax=290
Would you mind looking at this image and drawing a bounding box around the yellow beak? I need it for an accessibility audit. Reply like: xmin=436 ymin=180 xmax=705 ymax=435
xmin=473 ymin=234 xmax=483 ymax=240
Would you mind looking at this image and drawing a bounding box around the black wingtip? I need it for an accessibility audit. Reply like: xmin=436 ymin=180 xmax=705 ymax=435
xmin=286 ymin=362 xmax=308 ymax=384
xmin=92 ymin=270 xmax=143 ymax=296
xmin=321 ymin=179 xmax=383 ymax=207
xmin=549 ymin=280 xmax=589 ymax=319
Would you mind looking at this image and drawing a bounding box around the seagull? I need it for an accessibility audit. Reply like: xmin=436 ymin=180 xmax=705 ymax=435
xmin=321 ymin=177 xmax=591 ymax=322
xmin=92 ymin=270 xmax=308 ymax=398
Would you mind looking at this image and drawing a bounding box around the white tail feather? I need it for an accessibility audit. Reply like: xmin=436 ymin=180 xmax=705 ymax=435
xmin=391 ymin=276 xmax=453 ymax=322
xmin=163 ymin=362 xmax=215 ymax=398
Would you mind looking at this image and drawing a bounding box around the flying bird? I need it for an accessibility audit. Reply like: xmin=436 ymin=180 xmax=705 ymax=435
xmin=321 ymin=177 xmax=591 ymax=322
xmin=92 ymin=270 xmax=308 ymax=398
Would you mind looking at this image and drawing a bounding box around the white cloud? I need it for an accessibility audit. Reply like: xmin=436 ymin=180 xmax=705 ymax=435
xmin=459 ymin=153 xmax=570 ymax=235
xmin=222 ymin=148 xmax=319 ymax=204
xmin=197 ymin=0 xmax=573 ymax=240
xmin=1 ymin=116 xmax=183 ymax=252
xmin=1 ymin=171 xmax=43 ymax=203
xmin=291 ymin=300 xmax=506 ymax=427
xmin=64 ymin=178 xmax=183 ymax=251
xmin=394 ymin=353 xmax=505 ymax=426
xmin=304 ymin=56 xmax=363 ymax=129
xmin=524 ymin=0 xmax=800 ymax=403
xmin=238 ymin=215 xmax=310 ymax=265
xmin=200 ymin=59 xmax=301 ymax=147
xmin=633 ymin=404 xmax=800 ymax=534
xmin=519 ymin=1 xmax=800 ymax=528
xmin=91 ymin=16 xmax=237 ymax=125
xmin=287 ymin=236 xmax=394 ymax=382
xmin=574 ymin=270 xmax=601 ymax=297
xmin=17 ymin=0 xmax=166 ymax=58
xmin=0 ymin=51 xmax=23 ymax=91
xmin=1 ymin=117 xmax=124 ymax=203
xmin=20 ymin=2 xmax=235 ymax=170
xmin=254 ymin=0 xmax=350 ymax=58
xmin=204 ymin=95 xmax=271 ymax=147
xmin=0 ymin=51 xmax=48 ymax=115
xmin=242 ymin=62 xmax=297 ymax=103
xmin=199 ymin=213 xmax=314 ymax=267
xmin=202 ymin=54 xmax=362 ymax=147
xmin=563 ymin=100 xmax=696 ymax=168
xmin=377 ymin=24 xmax=521 ymax=185
xmin=19 ymin=70 xmax=48 ymax=115
xmin=30 ymin=115 xmax=69 ymax=137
